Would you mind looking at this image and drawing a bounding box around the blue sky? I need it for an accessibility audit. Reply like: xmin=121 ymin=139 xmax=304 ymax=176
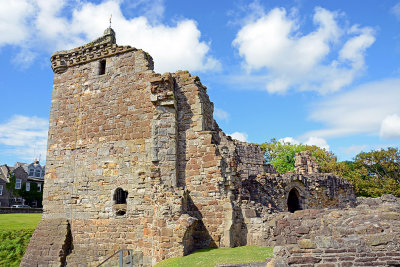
xmin=0 ymin=0 xmax=400 ymax=165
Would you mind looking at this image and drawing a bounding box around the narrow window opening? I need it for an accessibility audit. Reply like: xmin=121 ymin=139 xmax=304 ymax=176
xmin=113 ymin=187 xmax=128 ymax=216
xmin=114 ymin=188 xmax=128 ymax=204
xmin=99 ymin=60 xmax=106 ymax=75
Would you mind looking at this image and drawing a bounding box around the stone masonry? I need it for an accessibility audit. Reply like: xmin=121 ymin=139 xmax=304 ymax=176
xmin=267 ymin=195 xmax=400 ymax=267
xmin=22 ymin=28 xmax=358 ymax=267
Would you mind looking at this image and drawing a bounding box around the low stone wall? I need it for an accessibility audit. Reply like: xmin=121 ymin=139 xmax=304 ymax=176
xmin=216 ymin=262 xmax=269 ymax=267
xmin=266 ymin=195 xmax=400 ymax=266
xmin=270 ymin=246 xmax=400 ymax=266
xmin=20 ymin=218 xmax=72 ymax=267
xmin=0 ymin=207 xmax=42 ymax=214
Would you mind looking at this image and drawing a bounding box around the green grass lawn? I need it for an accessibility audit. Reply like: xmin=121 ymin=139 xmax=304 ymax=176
xmin=154 ymin=246 xmax=273 ymax=267
xmin=0 ymin=213 xmax=42 ymax=267
xmin=0 ymin=214 xmax=272 ymax=267
xmin=0 ymin=213 xmax=41 ymax=230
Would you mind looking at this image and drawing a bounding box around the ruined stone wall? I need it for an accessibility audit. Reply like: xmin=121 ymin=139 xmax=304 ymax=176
xmin=44 ymin=46 xmax=162 ymax=266
xmin=236 ymin=174 xmax=356 ymax=248
xmin=44 ymin=47 xmax=155 ymax=218
xmin=23 ymin=28 xmax=361 ymax=267
xmin=24 ymin=30 xmax=192 ymax=266
xmin=25 ymin=30 xmax=247 ymax=266
xmin=240 ymin=174 xmax=355 ymax=213
xmin=267 ymin=195 xmax=400 ymax=266
xmin=239 ymin=152 xmax=356 ymax=248
xmin=21 ymin=219 xmax=71 ymax=267
xmin=295 ymin=151 xmax=319 ymax=175
xmin=174 ymin=71 xmax=234 ymax=250
xmin=235 ymin=141 xmax=267 ymax=179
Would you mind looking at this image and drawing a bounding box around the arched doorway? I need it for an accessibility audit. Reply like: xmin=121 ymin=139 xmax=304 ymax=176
xmin=287 ymin=188 xmax=302 ymax=213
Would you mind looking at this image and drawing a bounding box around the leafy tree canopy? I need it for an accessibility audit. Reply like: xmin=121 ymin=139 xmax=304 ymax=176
xmin=259 ymin=138 xmax=336 ymax=174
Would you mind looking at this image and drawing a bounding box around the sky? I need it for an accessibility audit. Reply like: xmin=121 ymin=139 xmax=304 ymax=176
xmin=0 ymin=0 xmax=399 ymax=165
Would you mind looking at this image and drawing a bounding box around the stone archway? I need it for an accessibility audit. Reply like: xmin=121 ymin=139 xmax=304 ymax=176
xmin=287 ymin=188 xmax=302 ymax=213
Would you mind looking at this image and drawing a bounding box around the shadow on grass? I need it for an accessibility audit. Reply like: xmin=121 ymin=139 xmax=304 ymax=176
xmin=191 ymin=248 xmax=217 ymax=254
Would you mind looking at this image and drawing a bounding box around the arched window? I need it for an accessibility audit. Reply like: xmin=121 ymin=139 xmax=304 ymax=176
xmin=113 ymin=188 xmax=128 ymax=204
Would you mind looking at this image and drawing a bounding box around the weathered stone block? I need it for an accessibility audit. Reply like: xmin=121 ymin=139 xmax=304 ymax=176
xmin=297 ymin=239 xmax=316 ymax=249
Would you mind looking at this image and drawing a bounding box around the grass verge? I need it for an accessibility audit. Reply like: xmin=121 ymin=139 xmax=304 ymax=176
xmin=154 ymin=246 xmax=273 ymax=267
xmin=0 ymin=213 xmax=41 ymax=267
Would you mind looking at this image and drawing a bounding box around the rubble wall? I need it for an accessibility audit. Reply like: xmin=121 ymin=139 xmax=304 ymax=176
xmin=268 ymin=195 xmax=400 ymax=266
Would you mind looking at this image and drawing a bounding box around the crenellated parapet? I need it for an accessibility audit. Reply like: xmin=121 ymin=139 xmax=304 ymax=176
xmin=50 ymin=27 xmax=153 ymax=74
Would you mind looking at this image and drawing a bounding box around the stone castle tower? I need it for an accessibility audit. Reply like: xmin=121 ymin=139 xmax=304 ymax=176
xmin=21 ymin=28 xmax=355 ymax=267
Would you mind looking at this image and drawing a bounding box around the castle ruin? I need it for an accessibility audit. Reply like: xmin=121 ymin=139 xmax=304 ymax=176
xmin=21 ymin=28 xmax=400 ymax=267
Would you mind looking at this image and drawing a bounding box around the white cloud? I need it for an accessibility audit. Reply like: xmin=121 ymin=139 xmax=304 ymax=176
xmin=304 ymin=137 xmax=330 ymax=151
xmin=229 ymin=132 xmax=248 ymax=142
xmin=279 ymin=136 xmax=329 ymax=151
xmin=391 ymin=2 xmax=400 ymax=20
xmin=0 ymin=115 xmax=48 ymax=162
xmin=214 ymin=108 xmax=229 ymax=121
xmin=279 ymin=137 xmax=300 ymax=145
xmin=0 ymin=0 xmax=35 ymax=45
xmin=0 ymin=0 xmax=220 ymax=73
xmin=232 ymin=7 xmax=375 ymax=94
xmin=303 ymin=79 xmax=400 ymax=139
xmin=380 ymin=114 xmax=400 ymax=139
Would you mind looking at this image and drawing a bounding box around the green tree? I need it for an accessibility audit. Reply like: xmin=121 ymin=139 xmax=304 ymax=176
xmin=259 ymin=138 xmax=337 ymax=174
xmin=259 ymin=138 xmax=304 ymax=174
xmin=345 ymin=147 xmax=400 ymax=197
xmin=354 ymin=147 xmax=400 ymax=183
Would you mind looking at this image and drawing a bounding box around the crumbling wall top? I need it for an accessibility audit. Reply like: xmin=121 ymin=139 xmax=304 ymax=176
xmin=295 ymin=151 xmax=319 ymax=175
